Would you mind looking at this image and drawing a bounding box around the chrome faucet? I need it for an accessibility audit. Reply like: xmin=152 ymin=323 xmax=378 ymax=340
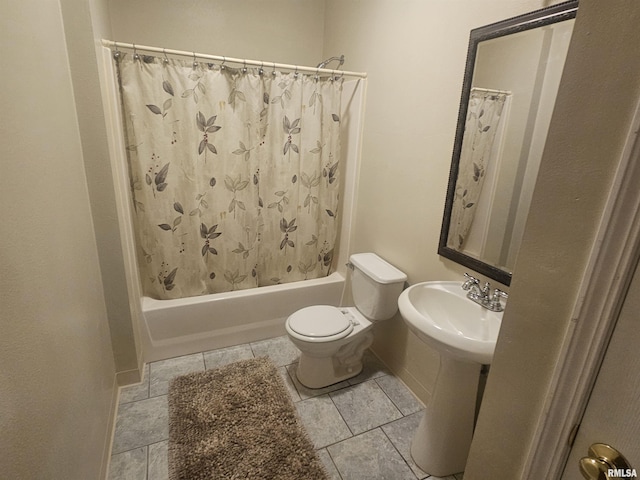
xmin=462 ymin=273 xmax=482 ymax=297
xmin=461 ymin=273 xmax=508 ymax=312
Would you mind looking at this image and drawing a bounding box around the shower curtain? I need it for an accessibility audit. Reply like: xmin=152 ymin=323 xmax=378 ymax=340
xmin=116 ymin=54 xmax=342 ymax=299
xmin=448 ymin=88 xmax=508 ymax=250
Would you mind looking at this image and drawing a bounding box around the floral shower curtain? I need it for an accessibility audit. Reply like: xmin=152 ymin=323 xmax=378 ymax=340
xmin=116 ymin=54 xmax=342 ymax=300
xmin=447 ymin=88 xmax=508 ymax=250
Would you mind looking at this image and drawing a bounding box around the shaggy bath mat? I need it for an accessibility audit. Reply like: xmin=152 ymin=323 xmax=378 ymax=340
xmin=168 ymin=357 xmax=328 ymax=480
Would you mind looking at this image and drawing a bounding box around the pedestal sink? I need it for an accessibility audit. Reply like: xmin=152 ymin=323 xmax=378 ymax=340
xmin=398 ymin=281 xmax=503 ymax=477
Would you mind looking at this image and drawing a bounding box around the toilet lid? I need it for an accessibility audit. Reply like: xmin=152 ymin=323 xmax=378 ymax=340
xmin=287 ymin=305 xmax=353 ymax=338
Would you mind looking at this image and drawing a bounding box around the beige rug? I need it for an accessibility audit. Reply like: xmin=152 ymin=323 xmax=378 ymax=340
xmin=168 ymin=357 xmax=328 ymax=480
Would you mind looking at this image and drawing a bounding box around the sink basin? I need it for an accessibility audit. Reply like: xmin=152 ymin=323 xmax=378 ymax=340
xmin=398 ymin=281 xmax=503 ymax=364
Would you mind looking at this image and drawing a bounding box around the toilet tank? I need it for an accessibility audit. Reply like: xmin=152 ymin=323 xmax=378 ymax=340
xmin=349 ymin=253 xmax=407 ymax=321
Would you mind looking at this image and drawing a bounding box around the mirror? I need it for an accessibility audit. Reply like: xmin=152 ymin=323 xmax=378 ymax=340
xmin=439 ymin=1 xmax=578 ymax=286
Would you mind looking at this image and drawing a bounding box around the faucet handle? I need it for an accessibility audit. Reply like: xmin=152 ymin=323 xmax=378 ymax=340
xmin=462 ymin=273 xmax=479 ymax=290
xmin=489 ymin=289 xmax=509 ymax=312
xmin=494 ymin=289 xmax=508 ymax=299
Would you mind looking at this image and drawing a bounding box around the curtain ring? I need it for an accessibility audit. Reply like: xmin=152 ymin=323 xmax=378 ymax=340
xmin=113 ymin=41 xmax=121 ymax=60
xmin=192 ymin=52 xmax=198 ymax=68
xmin=132 ymin=43 xmax=139 ymax=61
xmin=258 ymin=61 xmax=264 ymax=76
xmin=271 ymin=62 xmax=277 ymax=77
xmin=315 ymin=67 xmax=320 ymax=82
xmin=220 ymin=56 xmax=226 ymax=71
xmin=242 ymin=59 xmax=247 ymax=74
xmin=162 ymin=48 xmax=169 ymax=65
xmin=294 ymin=66 xmax=299 ymax=79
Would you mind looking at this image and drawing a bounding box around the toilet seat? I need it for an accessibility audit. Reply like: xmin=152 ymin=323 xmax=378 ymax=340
xmin=287 ymin=305 xmax=353 ymax=342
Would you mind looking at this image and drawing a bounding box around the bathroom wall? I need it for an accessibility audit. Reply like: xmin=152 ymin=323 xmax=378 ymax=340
xmin=108 ymin=0 xmax=326 ymax=66
xmin=465 ymin=1 xmax=640 ymax=478
xmin=59 ymin=0 xmax=143 ymax=386
xmin=0 ymin=0 xmax=117 ymax=478
xmin=322 ymin=0 xmax=563 ymax=403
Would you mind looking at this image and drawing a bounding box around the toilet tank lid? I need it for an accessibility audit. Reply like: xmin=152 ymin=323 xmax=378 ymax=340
xmin=349 ymin=253 xmax=407 ymax=284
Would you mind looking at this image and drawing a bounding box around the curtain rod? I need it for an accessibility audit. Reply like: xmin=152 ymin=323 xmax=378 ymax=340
xmin=471 ymin=87 xmax=512 ymax=95
xmin=101 ymin=40 xmax=368 ymax=79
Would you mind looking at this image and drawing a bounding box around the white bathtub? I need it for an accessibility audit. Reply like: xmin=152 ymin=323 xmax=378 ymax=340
xmin=140 ymin=272 xmax=346 ymax=362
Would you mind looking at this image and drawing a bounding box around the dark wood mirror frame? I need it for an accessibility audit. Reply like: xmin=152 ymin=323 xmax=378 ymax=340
xmin=438 ymin=0 xmax=579 ymax=286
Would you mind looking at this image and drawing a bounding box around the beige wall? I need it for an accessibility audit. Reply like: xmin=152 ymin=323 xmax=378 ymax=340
xmin=60 ymin=0 xmax=143 ymax=384
xmin=0 ymin=0 xmax=117 ymax=478
xmin=323 ymin=0 xmax=559 ymax=402
xmin=108 ymin=0 xmax=326 ymax=66
xmin=466 ymin=0 xmax=640 ymax=478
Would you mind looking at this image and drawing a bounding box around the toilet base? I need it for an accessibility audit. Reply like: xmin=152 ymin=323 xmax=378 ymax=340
xmin=296 ymin=353 xmax=363 ymax=388
xmin=295 ymin=330 xmax=374 ymax=389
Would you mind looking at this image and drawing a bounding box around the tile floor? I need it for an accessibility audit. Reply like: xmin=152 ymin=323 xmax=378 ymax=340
xmin=108 ymin=335 xmax=464 ymax=480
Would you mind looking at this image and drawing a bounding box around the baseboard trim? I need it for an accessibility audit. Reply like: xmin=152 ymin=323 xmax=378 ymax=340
xmin=116 ymin=366 xmax=142 ymax=387
xmin=101 ymin=375 xmax=120 ymax=480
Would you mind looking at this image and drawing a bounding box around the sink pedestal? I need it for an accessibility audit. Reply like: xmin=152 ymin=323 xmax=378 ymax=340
xmin=410 ymin=356 xmax=481 ymax=477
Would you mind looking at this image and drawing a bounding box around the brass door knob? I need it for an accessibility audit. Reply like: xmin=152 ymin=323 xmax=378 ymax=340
xmin=579 ymin=443 xmax=634 ymax=480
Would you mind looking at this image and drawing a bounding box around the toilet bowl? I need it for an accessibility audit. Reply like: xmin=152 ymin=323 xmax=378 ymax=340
xmin=285 ymin=253 xmax=406 ymax=389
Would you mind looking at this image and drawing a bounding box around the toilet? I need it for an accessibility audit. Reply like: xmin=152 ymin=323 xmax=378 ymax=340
xmin=285 ymin=253 xmax=407 ymax=388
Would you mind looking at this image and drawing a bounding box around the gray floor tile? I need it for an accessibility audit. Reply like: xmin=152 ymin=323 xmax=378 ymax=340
xmin=330 ymin=380 xmax=402 ymax=435
xmin=381 ymin=411 xmax=428 ymax=479
xmin=119 ymin=365 xmax=149 ymax=404
xmin=250 ymin=335 xmax=300 ymax=366
xmin=108 ymin=447 xmax=147 ymax=480
xmin=375 ymin=374 xmax=423 ymax=416
xmin=148 ymin=441 xmax=168 ymax=480
xmin=149 ymin=353 xmax=205 ymax=397
xmin=286 ymin=363 xmax=351 ymax=400
xmin=112 ymin=395 xmax=168 ymax=454
xmin=295 ymin=394 xmax=352 ymax=449
xmin=316 ymin=448 xmax=342 ymax=480
xmin=203 ymin=344 xmax=254 ymax=370
xmin=327 ymin=428 xmax=416 ymax=480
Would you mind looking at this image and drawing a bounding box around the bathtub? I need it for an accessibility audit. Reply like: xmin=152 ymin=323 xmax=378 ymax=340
xmin=140 ymin=272 xmax=346 ymax=362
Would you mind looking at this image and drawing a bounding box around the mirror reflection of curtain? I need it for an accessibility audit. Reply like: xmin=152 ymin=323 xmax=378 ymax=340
xmin=448 ymin=88 xmax=508 ymax=250
xmin=117 ymin=55 xmax=342 ymax=300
